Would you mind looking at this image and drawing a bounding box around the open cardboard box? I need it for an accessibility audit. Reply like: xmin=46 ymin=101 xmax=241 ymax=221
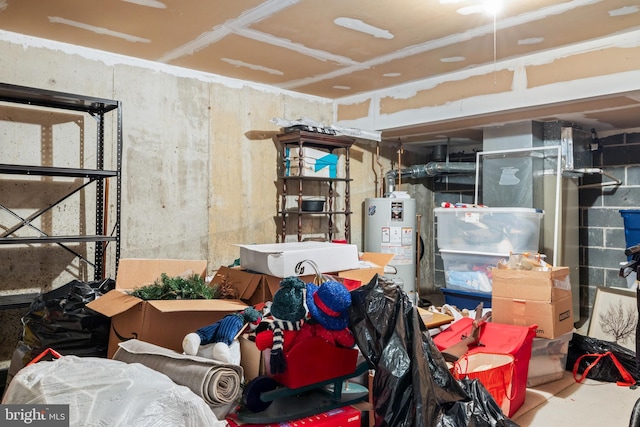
xmin=491 ymin=266 xmax=574 ymax=339
xmin=338 ymin=252 xmax=395 ymax=288
xmin=87 ymin=258 xmax=248 ymax=357
xmin=210 ymin=266 xmax=317 ymax=306
xmin=211 ymin=252 xmax=395 ymax=305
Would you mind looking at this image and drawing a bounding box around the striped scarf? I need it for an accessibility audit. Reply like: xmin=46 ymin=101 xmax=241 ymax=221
xmin=269 ymin=319 xmax=302 ymax=374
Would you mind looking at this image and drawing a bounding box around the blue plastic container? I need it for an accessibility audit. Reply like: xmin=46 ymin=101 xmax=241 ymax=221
xmin=620 ymin=210 xmax=640 ymax=258
xmin=441 ymin=287 xmax=492 ymax=310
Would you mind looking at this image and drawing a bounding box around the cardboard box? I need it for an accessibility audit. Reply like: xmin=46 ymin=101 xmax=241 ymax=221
xmin=87 ymin=259 xmax=248 ymax=357
xmin=491 ymin=267 xmax=573 ymax=338
xmin=210 ymin=266 xmax=316 ymax=305
xmin=226 ymin=405 xmax=361 ymax=426
xmin=491 ymin=267 xmax=572 ymax=302
xmin=239 ymin=334 xmax=265 ymax=382
xmin=492 ymin=294 xmax=573 ymax=339
xmin=237 ymin=242 xmax=360 ymax=278
xmin=285 ymin=146 xmax=339 ymax=178
xmin=213 ymin=252 xmax=391 ymax=306
xmin=338 ymin=252 xmax=395 ymax=287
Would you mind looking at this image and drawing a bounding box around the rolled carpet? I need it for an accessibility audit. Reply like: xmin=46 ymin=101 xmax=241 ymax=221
xmin=113 ymin=339 xmax=243 ymax=419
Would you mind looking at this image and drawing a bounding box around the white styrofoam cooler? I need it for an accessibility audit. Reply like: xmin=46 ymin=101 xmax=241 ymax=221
xmin=237 ymin=241 xmax=360 ymax=278
xmin=435 ymin=207 xmax=543 ymax=254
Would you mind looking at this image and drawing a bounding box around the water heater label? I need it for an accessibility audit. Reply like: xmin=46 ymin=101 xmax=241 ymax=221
xmin=389 ymin=226 xmax=402 ymax=244
xmin=381 ymin=227 xmax=390 ymax=243
xmin=379 ymin=226 xmax=414 ymax=264
xmin=401 ymin=227 xmax=413 ymax=245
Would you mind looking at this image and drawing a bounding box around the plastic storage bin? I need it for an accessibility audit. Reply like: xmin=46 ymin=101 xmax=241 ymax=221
xmin=620 ymin=209 xmax=640 ymax=259
xmin=435 ymin=207 xmax=543 ymax=253
xmin=441 ymin=287 xmax=492 ymax=310
xmin=441 ymin=250 xmax=506 ymax=293
xmin=527 ymin=330 xmax=573 ymax=387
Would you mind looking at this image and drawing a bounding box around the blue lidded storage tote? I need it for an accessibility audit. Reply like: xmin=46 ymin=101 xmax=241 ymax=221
xmin=620 ymin=209 xmax=640 ymax=259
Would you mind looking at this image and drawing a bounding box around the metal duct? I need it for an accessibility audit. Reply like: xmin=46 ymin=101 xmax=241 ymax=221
xmin=385 ymin=161 xmax=476 ymax=194
xmin=432 ymin=144 xmax=448 ymax=162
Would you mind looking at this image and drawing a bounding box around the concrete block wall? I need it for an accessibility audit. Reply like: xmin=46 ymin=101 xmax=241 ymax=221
xmin=579 ymin=132 xmax=640 ymax=318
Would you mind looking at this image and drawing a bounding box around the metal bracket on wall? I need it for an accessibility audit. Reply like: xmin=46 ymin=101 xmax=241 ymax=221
xmin=570 ymin=168 xmax=622 ymax=189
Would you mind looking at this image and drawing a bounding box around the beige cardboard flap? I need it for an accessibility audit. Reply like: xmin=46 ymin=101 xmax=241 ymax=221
xmin=87 ymin=290 xmax=142 ymax=317
xmin=147 ymin=298 xmax=247 ymax=313
xmin=262 ymin=274 xmax=317 ymax=300
xmin=338 ymin=252 xmax=394 ymax=285
xmin=116 ymin=258 xmax=208 ymax=289
xmin=359 ymin=252 xmax=395 ymax=267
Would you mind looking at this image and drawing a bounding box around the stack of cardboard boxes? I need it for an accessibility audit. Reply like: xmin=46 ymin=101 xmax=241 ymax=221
xmin=491 ymin=266 xmax=574 ymax=386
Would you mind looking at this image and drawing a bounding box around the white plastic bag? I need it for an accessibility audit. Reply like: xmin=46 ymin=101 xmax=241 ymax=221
xmin=3 ymin=356 xmax=226 ymax=427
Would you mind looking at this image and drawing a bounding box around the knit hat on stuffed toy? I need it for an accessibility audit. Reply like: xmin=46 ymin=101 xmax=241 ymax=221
xmin=306 ymin=280 xmax=351 ymax=331
xmin=268 ymin=276 xmax=308 ymax=374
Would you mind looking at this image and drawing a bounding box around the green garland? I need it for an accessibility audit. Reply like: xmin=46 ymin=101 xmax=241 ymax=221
xmin=129 ymin=273 xmax=220 ymax=300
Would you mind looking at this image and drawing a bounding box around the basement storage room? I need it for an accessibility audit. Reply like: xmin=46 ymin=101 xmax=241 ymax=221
xmin=2 ymin=1 xmax=640 ymax=426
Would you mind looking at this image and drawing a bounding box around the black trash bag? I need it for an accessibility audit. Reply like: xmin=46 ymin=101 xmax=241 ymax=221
xmin=348 ymin=275 xmax=518 ymax=427
xmin=442 ymin=378 xmax=519 ymax=427
xmin=566 ymin=333 xmax=640 ymax=383
xmin=21 ymin=278 xmax=114 ymax=361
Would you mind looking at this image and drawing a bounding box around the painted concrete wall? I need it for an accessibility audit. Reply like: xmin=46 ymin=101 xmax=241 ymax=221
xmin=0 ymin=34 xmax=405 ymax=363
xmin=1 ymin=34 xmax=374 ymax=282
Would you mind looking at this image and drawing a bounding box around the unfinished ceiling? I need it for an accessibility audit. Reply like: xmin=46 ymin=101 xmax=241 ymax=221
xmin=1 ymin=0 xmax=640 ymax=145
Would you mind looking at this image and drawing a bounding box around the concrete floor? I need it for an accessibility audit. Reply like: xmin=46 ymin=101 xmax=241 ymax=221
xmin=511 ymin=372 xmax=640 ymax=426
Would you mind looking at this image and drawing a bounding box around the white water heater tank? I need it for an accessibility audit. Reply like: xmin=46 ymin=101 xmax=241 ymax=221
xmin=364 ymin=197 xmax=417 ymax=303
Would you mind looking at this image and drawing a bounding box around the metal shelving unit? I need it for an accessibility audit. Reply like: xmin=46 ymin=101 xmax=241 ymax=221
xmin=277 ymin=130 xmax=354 ymax=243
xmin=0 ymin=82 xmax=122 ymax=289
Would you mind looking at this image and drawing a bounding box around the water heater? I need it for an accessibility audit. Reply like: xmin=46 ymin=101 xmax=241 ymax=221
xmin=364 ymin=197 xmax=417 ymax=303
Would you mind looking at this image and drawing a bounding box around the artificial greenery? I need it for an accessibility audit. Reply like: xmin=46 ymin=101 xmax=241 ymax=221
xmin=130 ymin=273 xmax=218 ymax=300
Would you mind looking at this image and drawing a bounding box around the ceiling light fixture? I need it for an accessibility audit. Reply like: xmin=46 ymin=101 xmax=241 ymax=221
xmin=456 ymin=0 xmax=503 ymax=16
xmin=483 ymin=0 xmax=503 ymax=16
xmin=334 ymin=17 xmax=394 ymax=39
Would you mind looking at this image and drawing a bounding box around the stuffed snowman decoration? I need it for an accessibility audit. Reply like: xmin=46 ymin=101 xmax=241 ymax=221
xmin=293 ymin=280 xmax=355 ymax=348
xmin=253 ymin=276 xmax=308 ymax=374
xmin=182 ymin=306 xmax=261 ymax=364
